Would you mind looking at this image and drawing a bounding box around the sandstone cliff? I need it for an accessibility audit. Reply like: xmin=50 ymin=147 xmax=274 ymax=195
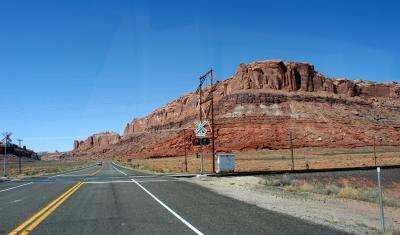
xmin=73 ymin=132 xmax=120 ymax=153
xmin=70 ymin=60 xmax=400 ymax=159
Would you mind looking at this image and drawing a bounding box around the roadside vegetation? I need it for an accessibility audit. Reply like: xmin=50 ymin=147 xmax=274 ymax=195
xmin=259 ymin=174 xmax=400 ymax=208
xmin=115 ymin=159 xmax=174 ymax=174
xmin=2 ymin=159 xmax=94 ymax=178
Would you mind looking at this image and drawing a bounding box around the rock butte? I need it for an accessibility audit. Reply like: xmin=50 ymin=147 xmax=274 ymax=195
xmin=66 ymin=60 xmax=400 ymax=160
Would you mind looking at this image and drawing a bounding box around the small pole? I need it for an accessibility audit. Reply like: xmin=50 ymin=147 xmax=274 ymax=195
xmin=210 ymin=69 xmax=215 ymax=173
xmin=183 ymin=129 xmax=188 ymax=172
xmin=289 ymin=130 xmax=294 ymax=170
xmin=19 ymin=154 xmax=22 ymax=174
xmin=377 ymin=167 xmax=385 ymax=233
xmin=199 ymin=73 xmax=204 ymax=175
xmin=18 ymin=139 xmax=23 ymax=174
xmin=2 ymin=132 xmax=13 ymax=177
xmin=200 ymin=142 xmax=204 ymax=175
xmin=3 ymin=140 xmax=7 ymax=177
xmin=374 ymin=138 xmax=377 ymax=166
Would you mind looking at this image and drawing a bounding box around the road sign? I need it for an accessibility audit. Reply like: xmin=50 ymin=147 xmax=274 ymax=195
xmin=194 ymin=120 xmax=208 ymax=137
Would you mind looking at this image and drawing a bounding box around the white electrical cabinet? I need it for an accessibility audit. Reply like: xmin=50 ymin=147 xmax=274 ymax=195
xmin=216 ymin=153 xmax=235 ymax=173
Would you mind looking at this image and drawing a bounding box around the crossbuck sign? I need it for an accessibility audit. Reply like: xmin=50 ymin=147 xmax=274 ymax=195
xmin=194 ymin=120 xmax=208 ymax=137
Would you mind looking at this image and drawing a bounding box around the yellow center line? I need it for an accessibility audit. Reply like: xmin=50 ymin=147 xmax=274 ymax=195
xmin=8 ymin=182 xmax=84 ymax=235
xmin=20 ymin=183 xmax=84 ymax=235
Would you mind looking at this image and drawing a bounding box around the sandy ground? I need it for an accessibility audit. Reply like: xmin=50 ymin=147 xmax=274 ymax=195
xmin=186 ymin=175 xmax=400 ymax=235
xmin=124 ymin=146 xmax=400 ymax=174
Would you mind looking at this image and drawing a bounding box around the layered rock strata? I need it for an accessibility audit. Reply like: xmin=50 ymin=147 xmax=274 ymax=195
xmin=70 ymin=60 xmax=400 ymax=159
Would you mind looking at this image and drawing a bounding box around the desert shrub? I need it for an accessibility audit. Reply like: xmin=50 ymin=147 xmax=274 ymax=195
xmin=325 ymin=184 xmax=340 ymax=195
xmin=390 ymin=229 xmax=400 ymax=235
xmin=384 ymin=196 xmax=400 ymax=208
xmin=359 ymin=188 xmax=379 ymax=203
xmin=314 ymin=183 xmax=327 ymax=194
xmin=130 ymin=164 xmax=140 ymax=168
xmin=338 ymin=187 xmax=359 ymax=199
xmin=283 ymin=185 xmax=297 ymax=192
xmin=29 ymin=170 xmax=40 ymax=175
xmin=271 ymin=179 xmax=282 ymax=186
xmin=260 ymin=175 xmax=293 ymax=187
xmin=280 ymin=174 xmax=292 ymax=186
xmin=299 ymin=181 xmax=314 ymax=192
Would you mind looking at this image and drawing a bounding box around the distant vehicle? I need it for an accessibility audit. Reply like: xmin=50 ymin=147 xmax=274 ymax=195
xmin=96 ymin=161 xmax=103 ymax=166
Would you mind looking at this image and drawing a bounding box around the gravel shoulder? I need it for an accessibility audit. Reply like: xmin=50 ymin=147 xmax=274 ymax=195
xmin=185 ymin=175 xmax=400 ymax=235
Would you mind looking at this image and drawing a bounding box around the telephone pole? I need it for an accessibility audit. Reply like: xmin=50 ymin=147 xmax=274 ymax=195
xmin=183 ymin=129 xmax=188 ymax=172
xmin=288 ymin=130 xmax=294 ymax=170
xmin=374 ymin=137 xmax=377 ymax=166
xmin=2 ymin=132 xmax=12 ymax=177
xmin=210 ymin=70 xmax=216 ymax=173
xmin=196 ymin=69 xmax=216 ymax=174
xmin=17 ymin=139 xmax=23 ymax=174
xmin=199 ymin=74 xmax=204 ymax=175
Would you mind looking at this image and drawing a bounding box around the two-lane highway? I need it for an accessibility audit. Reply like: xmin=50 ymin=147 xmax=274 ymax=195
xmin=0 ymin=162 xmax=346 ymax=234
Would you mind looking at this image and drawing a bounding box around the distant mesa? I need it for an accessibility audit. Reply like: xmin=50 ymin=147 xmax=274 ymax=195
xmin=67 ymin=60 xmax=400 ymax=160
xmin=0 ymin=143 xmax=38 ymax=160
xmin=73 ymin=132 xmax=120 ymax=152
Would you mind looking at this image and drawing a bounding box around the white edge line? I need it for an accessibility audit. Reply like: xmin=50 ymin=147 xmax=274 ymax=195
xmin=131 ymin=178 xmax=204 ymax=235
xmin=111 ymin=163 xmax=128 ymax=176
xmin=130 ymin=175 xmax=162 ymax=178
xmin=84 ymin=179 xmax=179 ymax=184
xmin=137 ymin=179 xmax=180 ymax=183
xmin=85 ymin=181 xmax=133 ymax=184
xmin=0 ymin=182 xmax=33 ymax=193
xmin=55 ymin=175 xmax=87 ymax=177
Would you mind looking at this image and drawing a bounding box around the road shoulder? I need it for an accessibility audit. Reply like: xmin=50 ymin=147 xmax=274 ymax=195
xmin=185 ymin=175 xmax=400 ymax=235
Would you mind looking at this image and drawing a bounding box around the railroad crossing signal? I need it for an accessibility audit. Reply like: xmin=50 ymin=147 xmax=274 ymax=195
xmin=192 ymin=137 xmax=210 ymax=146
xmin=2 ymin=132 xmax=12 ymax=177
xmin=194 ymin=120 xmax=208 ymax=137
xmin=1 ymin=132 xmax=12 ymax=147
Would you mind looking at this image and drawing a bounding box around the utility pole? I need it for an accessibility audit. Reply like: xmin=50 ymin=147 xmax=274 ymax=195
xmin=374 ymin=137 xmax=377 ymax=166
xmin=17 ymin=139 xmax=23 ymax=174
xmin=377 ymin=167 xmax=385 ymax=232
xmin=2 ymin=132 xmax=12 ymax=177
xmin=199 ymin=77 xmax=204 ymax=175
xmin=196 ymin=69 xmax=215 ymax=175
xmin=288 ymin=130 xmax=294 ymax=170
xmin=183 ymin=129 xmax=188 ymax=172
xmin=210 ymin=70 xmax=215 ymax=173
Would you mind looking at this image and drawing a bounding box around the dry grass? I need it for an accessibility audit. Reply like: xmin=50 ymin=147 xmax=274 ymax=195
xmin=390 ymin=229 xmax=400 ymax=235
xmin=259 ymin=174 xmax=400 ymax=208
xmin=338 ymin=187 xmax=359 ymax=199
xmin=1 ymin=159 xmax=94 ymax=178
xmin=116 ymin=146 xmax=400 ymax=174
xmin=299 ymin=181 xmax=314 ymax=192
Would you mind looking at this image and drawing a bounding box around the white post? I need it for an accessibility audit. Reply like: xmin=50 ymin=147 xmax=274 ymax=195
xmin=3 ymin=140 xmax=6 ymax=177
xmin=200 ymin=142 xmax=203 ymax=175
xmin=377 ymin=167 xmax=385 ymax=232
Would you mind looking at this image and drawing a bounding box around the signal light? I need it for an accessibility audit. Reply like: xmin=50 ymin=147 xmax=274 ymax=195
xmin=192 ymin=138 xmax=201 ymax=146
xmin=202 ymin=138 xmax=210 ymax=145
xmin=192 ymin=138 xmax=210 ymax=146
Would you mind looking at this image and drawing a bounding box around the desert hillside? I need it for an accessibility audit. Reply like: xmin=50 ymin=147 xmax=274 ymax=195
xmin=66 ymin=60 xmax=400 ymax=159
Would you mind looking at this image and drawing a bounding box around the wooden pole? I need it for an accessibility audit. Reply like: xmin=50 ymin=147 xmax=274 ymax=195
xmin=289 ymin=130 xmax=294 ymax=170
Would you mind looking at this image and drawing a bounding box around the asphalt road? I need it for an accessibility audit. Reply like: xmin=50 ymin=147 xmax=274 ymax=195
xmin=0 ymin=162 xmax=346 ymax=235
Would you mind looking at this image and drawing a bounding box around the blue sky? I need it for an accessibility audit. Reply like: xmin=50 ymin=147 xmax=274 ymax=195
xmin=0 ymin=0 xmax=399 ymax=152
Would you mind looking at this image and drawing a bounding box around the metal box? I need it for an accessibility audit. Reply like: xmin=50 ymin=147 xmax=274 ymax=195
xmin=216 ymin=153 xmax=235 ymax=173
